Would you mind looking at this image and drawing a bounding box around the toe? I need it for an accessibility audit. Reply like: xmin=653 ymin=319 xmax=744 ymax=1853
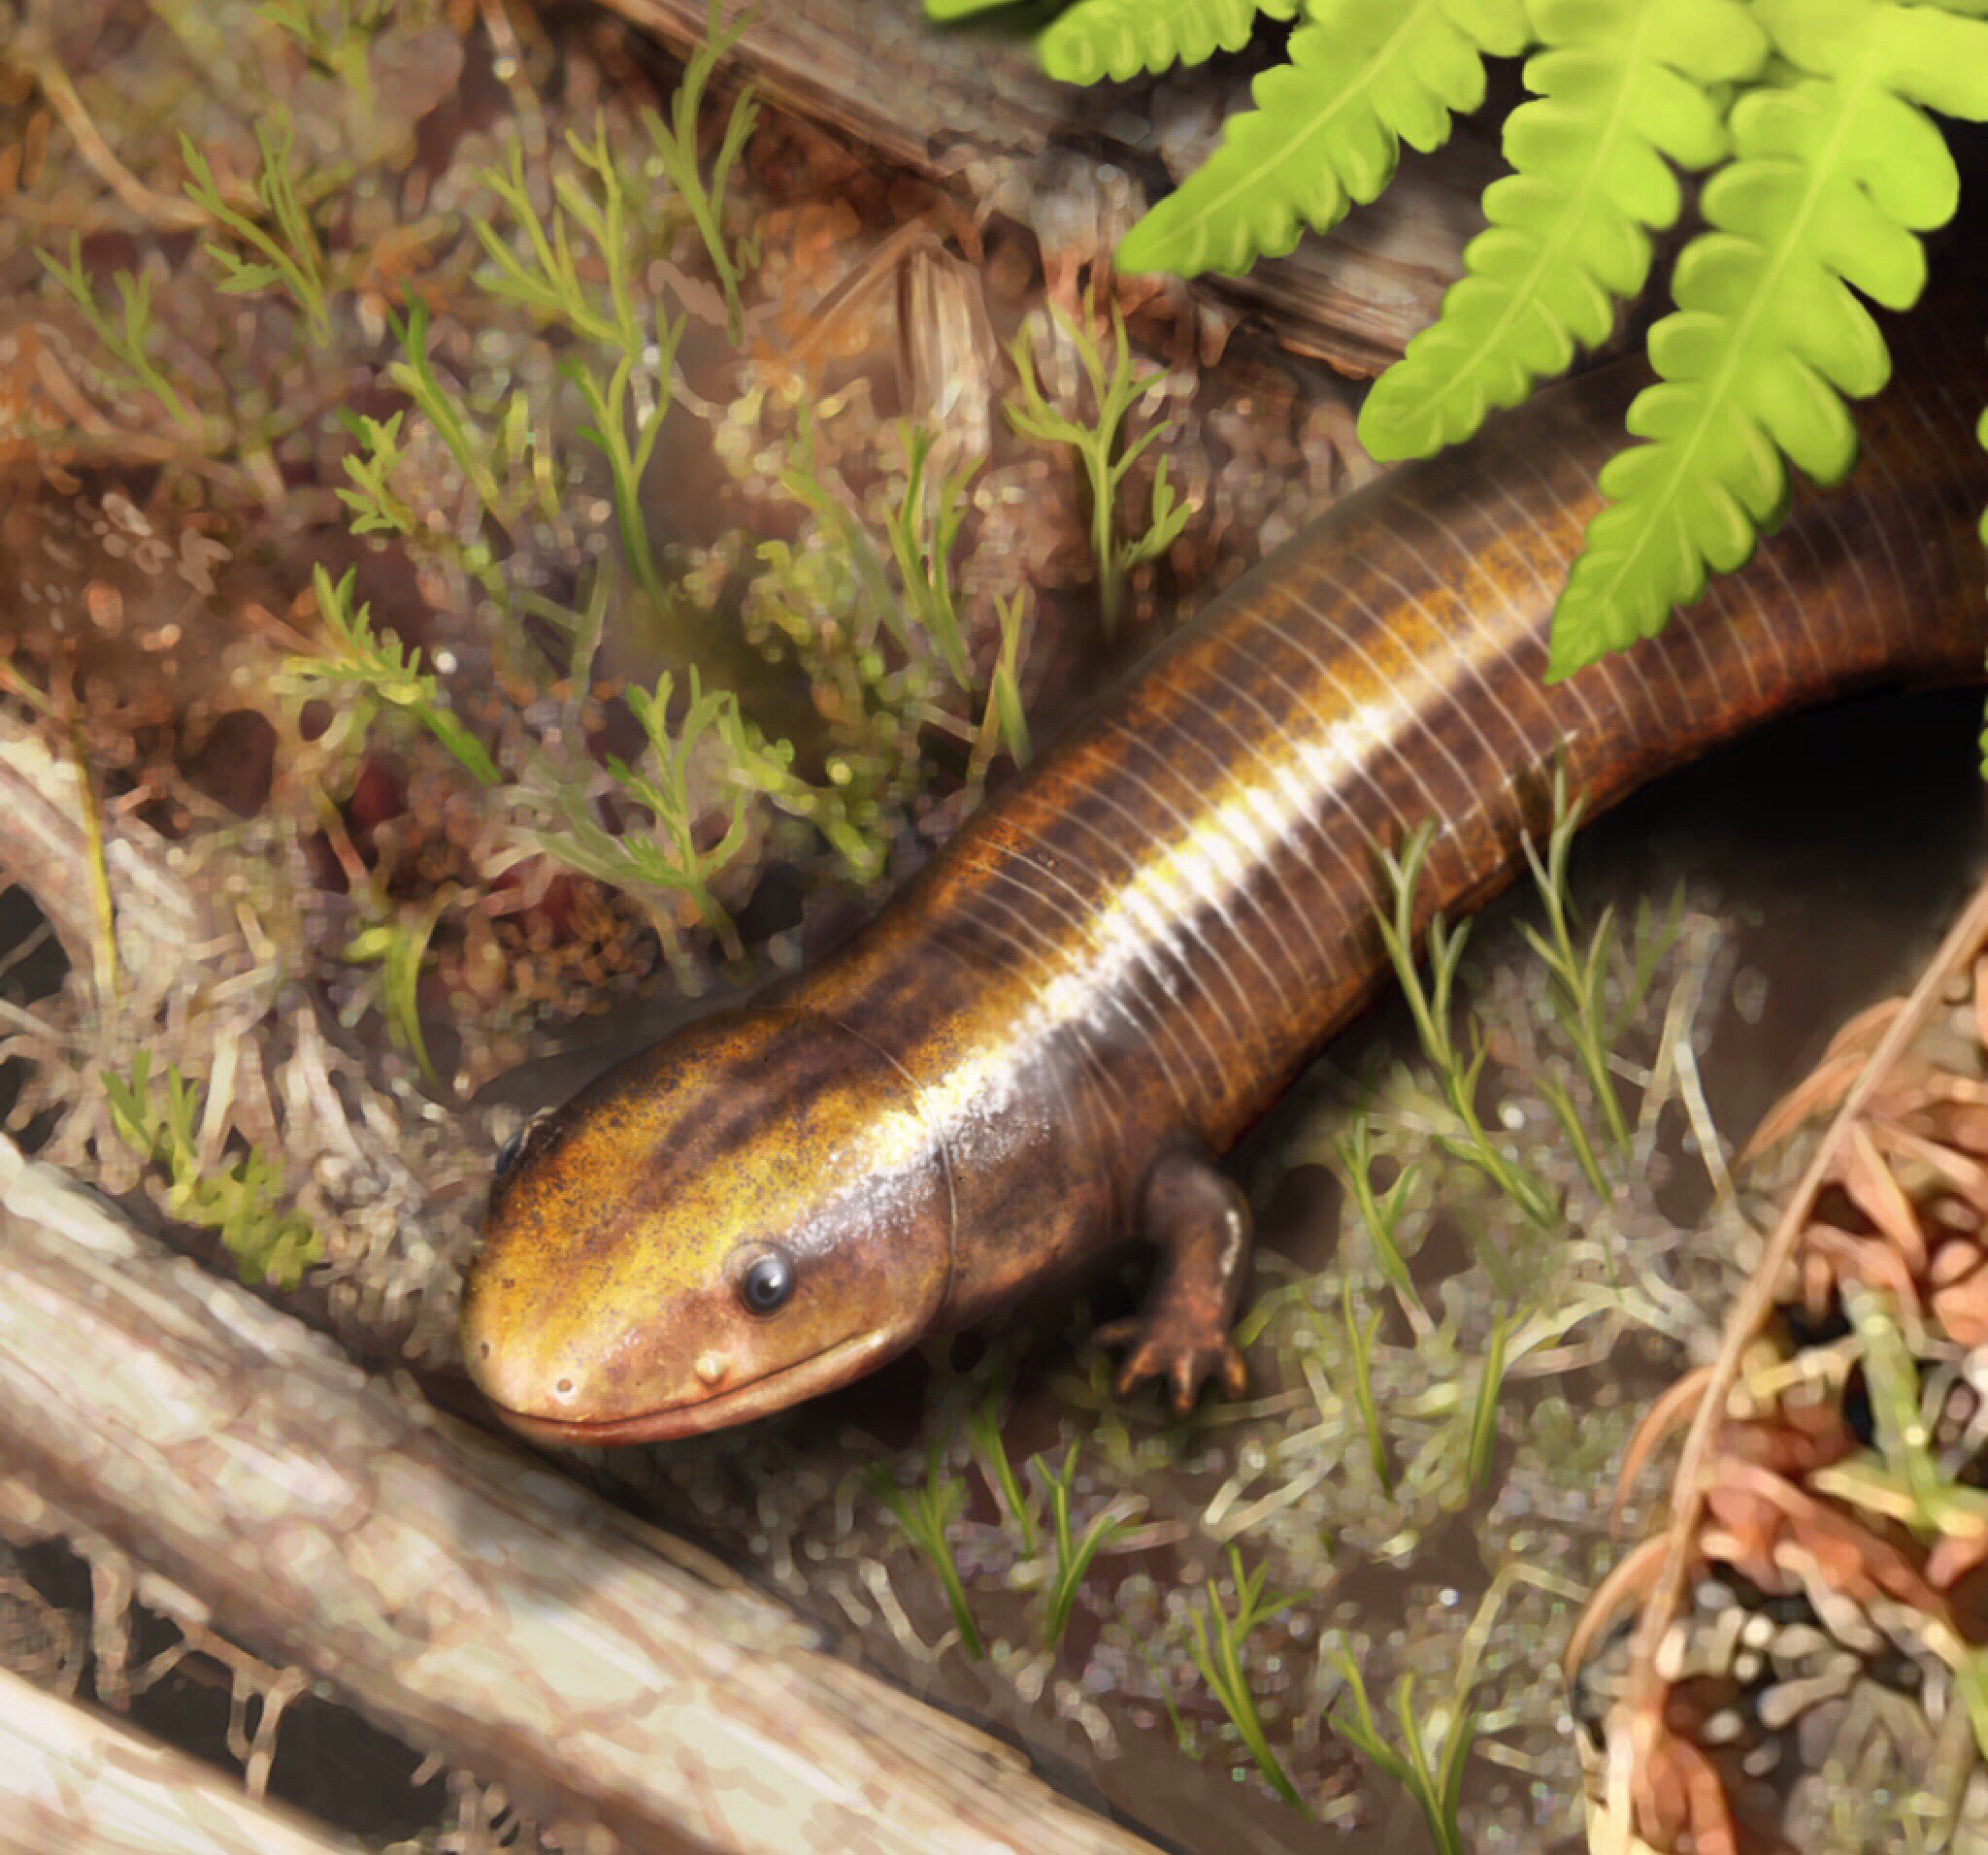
xmin=1220 ymin=1342 xmax=1248 ymax=1399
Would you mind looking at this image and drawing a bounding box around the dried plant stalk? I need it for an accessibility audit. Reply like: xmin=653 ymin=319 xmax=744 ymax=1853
xmin=1578 ymin=874 xmax=1988 ymax=1853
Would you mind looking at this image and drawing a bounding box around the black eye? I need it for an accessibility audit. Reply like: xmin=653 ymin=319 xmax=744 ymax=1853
xmin=493 ymin=1125 xmax=529 ymax=1183
xmin=741 ymin=1251 xmax=793 ymax=1315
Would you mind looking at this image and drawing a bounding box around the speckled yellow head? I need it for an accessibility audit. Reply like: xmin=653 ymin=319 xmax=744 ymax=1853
xmin=462 ymin=1007 xmax=952 ymax=1443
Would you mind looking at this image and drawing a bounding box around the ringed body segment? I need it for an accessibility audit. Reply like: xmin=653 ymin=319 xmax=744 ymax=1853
xmin=464 ymin=312 xmax=1988 ymax=1444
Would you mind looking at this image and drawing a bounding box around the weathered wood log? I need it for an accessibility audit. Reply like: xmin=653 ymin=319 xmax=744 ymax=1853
xmin=0 ymin=715 xmax=206 ymax=987
xmin=583 ymin=0 xmax=1492 ymax=376
xmin=0 ymin=1666 xmax=361 ymax=1855
xmin=0 ymin=1133 xmax=1164 ymax=1855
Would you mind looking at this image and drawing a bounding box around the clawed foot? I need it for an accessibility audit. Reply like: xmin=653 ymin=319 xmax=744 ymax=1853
xmin=1094 ymin=1312 xmax=1247 ymax=1413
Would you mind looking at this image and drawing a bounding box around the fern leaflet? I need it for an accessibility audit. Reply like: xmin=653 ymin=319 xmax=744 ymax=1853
xmin=1039 ymin=0 xmax=1299 ymax=85
xmin=1546 ymin=0 xmax=1988 ymax=678
xmin=1113 ymin=0 xmax=1528 ymax=278
xmin=1359 ymin=0 xmax=1765 ymax=461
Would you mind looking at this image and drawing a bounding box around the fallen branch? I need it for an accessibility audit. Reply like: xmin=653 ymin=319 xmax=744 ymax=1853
xmin=0 ymin=1133 xmax=1164 ymax=1855
xmin=578 ymin=0 xmax=1488 ymax=375
xmin=0 ymin=1665 xmax=359 ymax=1855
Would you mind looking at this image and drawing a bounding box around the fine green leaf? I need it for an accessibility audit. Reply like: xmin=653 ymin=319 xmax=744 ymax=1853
xmin=1041 ymin=0 xmax=1299 ymax=84
xmin=1547 ymin=0 xmax=1988 ymax=678
xmin=924 ymin=0 xmax=1015 ymax=21
xmin=1115 ymin=0 xmax=1527 ymax=278
xmin=1360 ymin=0 xmax=1767 ymax=460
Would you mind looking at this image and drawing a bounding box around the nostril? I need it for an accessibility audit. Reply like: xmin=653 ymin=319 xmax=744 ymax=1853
xmin=555 ymin=1375 xmax=576 ymax=1399
xmin=478 ymin=1341 xmax=492 ymax=1359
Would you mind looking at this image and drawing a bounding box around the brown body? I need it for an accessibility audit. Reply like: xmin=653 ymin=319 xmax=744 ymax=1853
xmin=464 ymin=312 xmax=1988 ymax=1445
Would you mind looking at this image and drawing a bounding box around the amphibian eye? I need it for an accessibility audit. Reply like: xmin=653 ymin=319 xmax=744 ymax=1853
xmin=741 ymin=1251 xmax=794 ymax=1315
xmin=493 ymin=1110 xmax=550 ymax=1185
xmin=493 ymin=1125 xmax=529 ymax=1182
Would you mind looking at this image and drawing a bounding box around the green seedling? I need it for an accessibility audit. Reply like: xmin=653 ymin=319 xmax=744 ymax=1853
xmin=1034 ymin=1444 xmax=1133 ymax=1649
xmin=874 ymin=1436 xmax=983 ymax=1659
xmin=344 ymin=891 xmax=448 ymax=1087
xmin=565 ymin=303 xmax=685 ymax=599
xmin=533 ymin=665 xmax=754 ymax=961
xmin=472 ymin=120 xmax=684 ymax=594
xmin=104 ymin=1054 xmax=321 ymax=1288
xmin=1325 ymin=1562 xmax=1543 ymax=1854
xmin=1812 ymin=1291 xmax=1988 ymax=1545
xmin=639 ymin=0 xmax=760 ymax=341
xmin=882 ymin=423 xmax=977 ymax=687
xmin=1375 ymin=822 xmax=1556 ymax=1226
xmin=1333 ymin=1114 xmax=1425 ymax=1327
xmin=383 ymin=302 xmax=508 ymax=525
xmin=38 ymin=238 xmax=198 ymax=428
xmin=180 ymin=114 xmax=332 ymax=340
xmin=1185 ymin=1543 xmax=1306 ymax=1810
xmin=1007 ymin=299 xmax=1190 ymax=634
xmin=1520 ymin=764 xmax=1631 ymax=1158
xmin=1341 ymin=1277 xmax=1393 ymax=1495
xmin=965 ymin=1395 xmax=1037 ymax=1557
xmin=1466 ymin=1309 xmax=1508 ymax=1494
xmin=972 ymin=589 xmax=1034 ymax=779
xmin=1328 ymin=1642 xmax=1474 ymax=1855
xmin=258 ymin=0 xmax=388 ymax=99
xmin=284 ymin=565 xmax=500 ymax=786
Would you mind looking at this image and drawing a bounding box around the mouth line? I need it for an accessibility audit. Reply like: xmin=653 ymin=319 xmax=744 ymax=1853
xmin=483 ymin=1329 xmax=893 ymax=1445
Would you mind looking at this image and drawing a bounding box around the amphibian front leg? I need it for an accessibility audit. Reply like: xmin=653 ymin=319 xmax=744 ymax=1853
xmin=1094 ymin=1146 xmax=1251 ymax=1412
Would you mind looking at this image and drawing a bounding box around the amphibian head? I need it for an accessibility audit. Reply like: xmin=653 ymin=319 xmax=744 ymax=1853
xmin=462 ymin=1008 xmax=952 ymax=1443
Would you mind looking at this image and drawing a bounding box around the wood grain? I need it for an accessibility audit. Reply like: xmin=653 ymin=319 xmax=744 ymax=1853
xmin=0 ymin=1134 xmax=1164 ymax=1855
xmin=581 ymin=0 xmax=1492 ymax=375
xmin=0 ymin=1668 xmax=361 ymax=1855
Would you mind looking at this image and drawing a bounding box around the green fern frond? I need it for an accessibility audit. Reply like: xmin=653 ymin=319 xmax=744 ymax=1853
xmin=1040 ymin=0 xmax=1299 ymax=84
xmin=1114 ymin=0 xmax=1527 ymax=278
xmin=1359 ymin=0 xmax=1766 ymax=461
xmin=1547 ymin=0 xmax=1988 ymax=678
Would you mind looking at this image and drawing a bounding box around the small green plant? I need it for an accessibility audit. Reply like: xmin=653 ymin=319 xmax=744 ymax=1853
xmin=1185 ymin=1544 xmax=1306 ymax=1810
xmin=1007 ymin=301 xmax=1191 ymax=635
xmin=1466 ymin=1308 xmax=1508 ymax=1493
xmin=1341 ymin=1277 xmax=1393 ymax=1495
xmin=1324 ymin=1567 xmax=1534 ymax=1854
xmin=284 ymin=565 xmax=500 ymax=786
xmin=103 ymin=1054 xmax=321 ymax=1288
xmin=1034 ymin=1444 xmax=1133 ymax=1649
xmin=345 ymin=309 xmax=565 ymax=610
xmin=473 ymin=122 xmax=685 ymax=595
xmin=948 ymin=0 xmax=1988 ymax=676
xmin=258 ymin=0 xmax=391 ymax=98
xmin=965 ymin=1395 xmax=1038 ymax=1556
xmin=343 ymin=892 xmax=448 ymax=1087
xmin=638 ymin=0 xmax=760 ymax=342
xmin=180 ymin=114 xmax=334 ymax=340
xmin=874 ymin=1437 xmax=984 ymax=1659
xmin=1519 ymin=766 xmax=1632 ymax=1160
xmin=972 ymin=590 xmax=1034 ymax=778
xmin=531 ymin=666 xmax=762 ymax=962
xmin=37 ymin=239 xmax=198 ymax=428
xmin=881 ymin=424 xmax=978 ymax=686
xmin=1812 ymin=1291 xmax=1988 ymax=1544
xmin=1333 ymin=1115 xmax=1426 ymax=1328
xmin=387 ymin=311 xmax=506 ymax=511
xmin=1375 ymin=823 xmax=1557 ymax=1226
xmin=1327 ymin=1640 xmax=1474 ymax=1855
